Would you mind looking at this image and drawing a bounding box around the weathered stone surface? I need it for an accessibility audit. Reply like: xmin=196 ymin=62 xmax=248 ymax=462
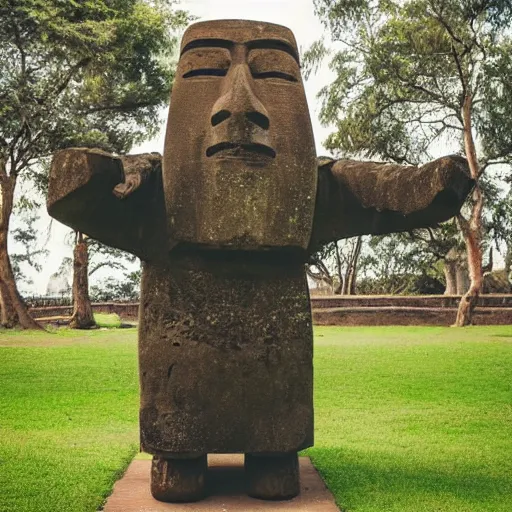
xmin=151 ymin=455 xmax=207 ymax=502
xmin=163 ymin=19 xmax=317 ymax=252
xmin=139 ymin=250 xmax=313 ymax=455
xmin=48 ymin=148 xmax=167 ymax=261
xmin=311 ymin=155 xmax=473 ymax=249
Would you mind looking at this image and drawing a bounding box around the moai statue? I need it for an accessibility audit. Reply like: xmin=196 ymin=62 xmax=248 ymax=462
xmin=48 ymin=20 xmax=473 ymax=503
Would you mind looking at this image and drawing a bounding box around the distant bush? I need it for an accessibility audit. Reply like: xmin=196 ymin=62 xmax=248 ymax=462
xmin=357 ymin=274 xmax=445 ymax=295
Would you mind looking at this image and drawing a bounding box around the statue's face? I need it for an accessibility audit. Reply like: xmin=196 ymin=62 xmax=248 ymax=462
xmin=163 ymin=20 xmax=317 ymax=252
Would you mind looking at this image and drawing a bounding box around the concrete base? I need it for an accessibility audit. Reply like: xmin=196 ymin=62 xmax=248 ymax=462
xmin=103 ymin=455 xmax=339 ymax=512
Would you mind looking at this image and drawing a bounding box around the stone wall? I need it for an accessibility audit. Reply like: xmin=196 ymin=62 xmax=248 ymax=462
xmin=29 ymin=295 xmax=512 ymax=326
xmin=30 ymin=302 xmax=139 ymax=321
xmin=311 ymin=295 xmax=512 ymax=326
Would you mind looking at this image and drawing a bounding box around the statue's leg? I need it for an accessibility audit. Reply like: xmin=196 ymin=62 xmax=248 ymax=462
xmin=244 ymin=452 xmax=300 ymax=500
xmin=150 ymin=454 xmax=207 ymax=502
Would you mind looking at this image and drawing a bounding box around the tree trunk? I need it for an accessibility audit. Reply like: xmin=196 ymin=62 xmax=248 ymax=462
xmin=334 ymin=241 xmax=344 ymax=295
xmin=70 ymin=232 xmax=96 ymax=329
xmin=0 ymin=168 xmax=41 ymax=329
xmin=346 ymin=236 xmax=362 ymax=295
xmin=455 ymin=264 xmax=470 ymax=295
xmin=443 ymin=260 xmax=457 ymax=295
xmin=455 ymin=94 xmax=483 ymax=326
xmin=455 ymin=224 xmax=482 ymax=326
xmin=505 ymin=245 xmax=512 ymax=276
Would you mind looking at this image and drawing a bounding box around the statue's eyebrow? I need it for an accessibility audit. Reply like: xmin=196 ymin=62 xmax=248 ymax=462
xmin=181 ymin=38 xmax=299 ymax=64
xmin=181 ymin=39 xmax=233 ymax=56
xmin=247 ymin=39 xmax=299 ymax=64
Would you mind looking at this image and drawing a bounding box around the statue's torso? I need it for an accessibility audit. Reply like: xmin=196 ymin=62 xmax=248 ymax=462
xmin=138 ymin=252 xmax=314 ymax=455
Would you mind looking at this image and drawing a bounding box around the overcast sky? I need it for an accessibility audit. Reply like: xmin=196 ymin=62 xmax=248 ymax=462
xmin=23 ymin=0 xmax=335 ymax=295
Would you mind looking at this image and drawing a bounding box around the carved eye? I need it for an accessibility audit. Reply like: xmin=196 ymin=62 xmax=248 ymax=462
xmin=252 ymin=71 xmax=298 ymax=82
xmin=179 ymin=48 xmax=231 ymax=79
xmin=182 ymin=68 xmax=228 ymax=79
xmin=249 ymin=49 xmax=300 ymax=84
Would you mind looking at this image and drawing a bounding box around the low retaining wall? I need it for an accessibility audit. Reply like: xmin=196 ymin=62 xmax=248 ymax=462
xmin=30 ymin=295 xmax=512 ymax=326
xmin=310 ymin=294 xmax=512 ymax=326
xmin=310 ymin=294 xmax=512 ymax=308
xmin=30 ymin=302 xmax=140 ymax=321
xmin=312 ymin=306 xmax=512 ymax=326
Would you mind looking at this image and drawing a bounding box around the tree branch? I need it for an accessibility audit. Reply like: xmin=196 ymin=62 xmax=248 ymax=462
xmin=89 ymin=260 xmax=127 ymax=276
xmin=51 ymin=58 xmax=92 ymax=99
xmin=450 ymin=42 xmax=467 ymax=104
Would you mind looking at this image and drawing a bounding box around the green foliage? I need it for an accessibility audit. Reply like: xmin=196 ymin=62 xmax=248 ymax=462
xmin=0 ymin=0 xmax=190 ymax=173
xmin=488 ymin=185 xmax=512 ymax=267
xmin=307 ymin=1 xmax=512 ymax=290
xmin=90 ymin=269 xmax=141 ymax=301
xmin=356 ymin=222 xmax=464 ymax=294
xmin=59 ymin=232 xmax=140 ymax=300
xmin=86 ymin=237 xmax=137 ymax=277
xmin=307 ymin=0 xmax=512 ymax=167
xmin=10 ymin=200 xmax=48 ymax=289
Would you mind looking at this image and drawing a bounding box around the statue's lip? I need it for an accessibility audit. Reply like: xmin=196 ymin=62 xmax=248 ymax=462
xmin=206 ymin=142 xmax=276 ymax=159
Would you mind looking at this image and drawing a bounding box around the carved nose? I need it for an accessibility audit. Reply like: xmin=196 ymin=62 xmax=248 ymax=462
xmin=210 ymin=64 xmax=270 ymax=130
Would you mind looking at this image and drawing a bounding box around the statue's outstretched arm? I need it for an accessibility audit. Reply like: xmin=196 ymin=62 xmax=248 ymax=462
xmin=47 ymin=148 xmax=167 ymax=261
xmin=310 ymin=155 xmax=474 ymax=251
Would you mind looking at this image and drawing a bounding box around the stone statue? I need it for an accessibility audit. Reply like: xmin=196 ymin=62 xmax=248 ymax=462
xmin=47 ymin=20 xmax=473 ymax=503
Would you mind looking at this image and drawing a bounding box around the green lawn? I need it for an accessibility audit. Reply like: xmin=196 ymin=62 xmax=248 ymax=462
xmin=0 ymin=328 xmax=139 ymax=512
xmin=0 ymin=326 xmax=511 ymax=511
xmin=310 ymin=326 xmax=512 ymax=512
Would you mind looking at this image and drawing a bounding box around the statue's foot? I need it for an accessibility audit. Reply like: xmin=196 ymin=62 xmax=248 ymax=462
xmin=150 ymin=454 xmax=207 ymax=502
xmin=245 ymin=452 xmax=300 ymax=500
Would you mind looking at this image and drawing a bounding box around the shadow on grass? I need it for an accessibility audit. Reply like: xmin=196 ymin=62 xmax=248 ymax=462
xmin=309 ymin=447 xmax=511 ymax=512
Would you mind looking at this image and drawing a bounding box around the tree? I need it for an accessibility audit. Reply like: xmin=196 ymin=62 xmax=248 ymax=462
xmin=91 ymin=269 xmax=142 ymax=302
xmin=357 ymin=232 xmax=445 ymax=294
xmin=489 ymin=183 xmax=512 ymax=271
xmin=308 ymin=236 xmax=364 ymax=294
xmin=0 ymin=0 xmax=189 ymax=328
xmin=68 ymin=231 xmax=138 ymax=328
xmin=70 ymin=232 xmax=95 ymax=329
xmin=307 ymin=0 xmax=512 ymax=324
xmin=10 ymin=195 xmax=48 ymax=293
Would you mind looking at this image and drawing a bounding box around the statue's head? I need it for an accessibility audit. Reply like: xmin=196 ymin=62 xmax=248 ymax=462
xmin=163 ymin=20 xmax=317 ymax=253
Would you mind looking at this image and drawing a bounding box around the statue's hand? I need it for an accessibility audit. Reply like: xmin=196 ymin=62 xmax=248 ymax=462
xmin=113 ymin=175 xmax=140 ymax=199
xmin=113 ymin=153 xmax=162 ymax=199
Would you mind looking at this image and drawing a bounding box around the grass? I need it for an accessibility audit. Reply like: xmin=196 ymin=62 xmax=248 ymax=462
xmin=0 ymin=325 xmax=511 ymax=511
xmin=0 ymin=328 xmax=139 ymax=512
xmin=308 ymin=326 xmax=512 ymax=512
xmin=94 ymin=313 xmax=122 ymax=328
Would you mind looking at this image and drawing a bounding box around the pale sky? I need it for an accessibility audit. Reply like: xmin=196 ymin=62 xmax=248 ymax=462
xmin=21 ymin=0 xmax=335 ymax=295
